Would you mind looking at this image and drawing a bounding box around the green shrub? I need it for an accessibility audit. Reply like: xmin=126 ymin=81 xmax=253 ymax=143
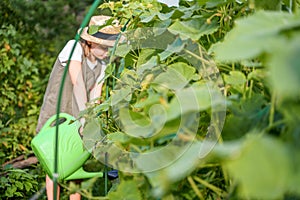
xmin=0 ymin=24 xmax=54 ymax=162
xmin=0 ymin=167 xmax=39 ymax=199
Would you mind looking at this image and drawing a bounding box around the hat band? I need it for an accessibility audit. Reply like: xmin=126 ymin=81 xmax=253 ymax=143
xmin=90 ymin=31 xmax=119 ymax=40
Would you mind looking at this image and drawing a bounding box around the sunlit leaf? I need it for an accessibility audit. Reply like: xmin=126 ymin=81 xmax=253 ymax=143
xmin=119 ymin=104 xmax=167 ymax=138
xmin=108 ymin=131 xmax=131 ymax=144
xmin=108 ymin=180 xmax=142 ymax=200
xmin=205 ymin=0 xmax=235 ymax=8
xmin=159 ymin=37 xmax=185 ymax=61
xmin=152 ymin=62 xmax=195 ymax=90
xmin=111 ymin=86 xmax=132 ymax=106
xmin=137 ymin=56 xmax=158 ymax=75
xmin=168 ymin=16 xmax=218 ymax=41
xmin=167 ymin=84 xmax=212 ymax=120
xmin=223 ymin=71 xmax=246 ymax=85
xmin=211 ymin=11 xmax=300 ymax=61
xmin=268 ymin=37 xmax=300 ymax=98
xmin=82 ymin=119 xmax=103 ymax=152
xmin=115 ymin=43 xmax=132 ymax=57
xmin=136 ymin=142 xmax=202 ymax=197
xmin=224 ymin=135 xmax=292 ymax=199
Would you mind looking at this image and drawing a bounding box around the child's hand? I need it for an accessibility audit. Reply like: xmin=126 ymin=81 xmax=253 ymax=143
xmin=79 ymin=118 xmax=85 ymax=135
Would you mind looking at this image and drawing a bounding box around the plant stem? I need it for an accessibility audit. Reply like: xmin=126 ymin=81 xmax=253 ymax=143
xmin=292 ymin=0 xmax=297 ymax=13
xmin=193 ymin=176 xmax=224 ymax=196
xmin=269 ymin=91 xmax=276 ymax=127
xmin=187 ymin=176 xmax=205 ymax=200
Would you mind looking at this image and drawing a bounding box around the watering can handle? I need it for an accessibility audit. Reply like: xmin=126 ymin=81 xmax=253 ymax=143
xmin=39 ymin=113 xmax=79 ymax=133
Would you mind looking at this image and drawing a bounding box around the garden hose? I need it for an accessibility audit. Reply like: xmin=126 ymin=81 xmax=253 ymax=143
xmin=53 ymin=0 xmax=101 ymax=199
xmin=53 ymin=0 xmax=130 ymax=198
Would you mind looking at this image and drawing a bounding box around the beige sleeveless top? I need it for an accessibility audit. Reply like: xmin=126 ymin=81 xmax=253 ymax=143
xmin=36 ymin=54 xmax=102 ymax=133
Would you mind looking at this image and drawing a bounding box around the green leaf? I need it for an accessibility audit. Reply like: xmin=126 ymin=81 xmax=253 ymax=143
xmin=119 ymin=104 xmax=167 ymax=138
xmin=136 ymin=142 xmax=202 ymax=198
xmin=247 ymin=69 xmax=266 ymax=81
xmin=24 ymin=182 xmax=32 ymax=191
xmin=115 ymin=43 xmax=132 ymax=57
xmin=153 ymin=19 xmax=172 ymax=35
xmin=205 ymin=0 xmax=235 ymax=8
xmin=15 ymin=181 xmax=23 ymax=190
xmin=223 ymin=71 xmax=246 ymax=85
xmin=268 ymin=37 xmax=300 ymax=98
xmin=94 ymin=100 xmax=110 ymax=112
xmin=252 ymin=0 xmax=281 ymax=10
xmin=167 ymin=84 xmax=213 ymax=120
xmin=105 ymin=63 xmax=115 ymax=76
xmin=82 ymin=119 xmax=104 ymax=152
xmin=108 ymin=180 xmax=142 ymax=200
xmin=108 ymin=131 xmax=131 ymax=144
xmin=80 ymin=177 xmax=98 ymax=191
xmin=169 ymin=62 xmax=196 ymax=81
xmin=224 ymin=135 xmax=292 ymax=199
xmin=111 ymin=86 xmax=132 ymax=106
xmin=88 ymin=25 xmax=100 ymax=35
xmin=157 ymin=10 xmax=175 ymax=20
xmin=158 ymin=37 xmax=185 ymax=61
xmin=14 ymin=192 xmax=23 ymax=197
xmin=168 ymin=16 xmax=218 ymax=41
xmin=5 ymin=186 xmax=17 ymax=197
xmin=136 ymin=48 xmax=157 ymax=67
xmin=211 ymin=11 xmax=300 ymax=61
xmin=134 ymin=91 xmax=161 ymax=109
xmin=137 ymin=56 xmax=158 ymax=75
xmin=140 ymin=12 xmax=157 ymax=23
xmin=152 ymin=62 xmax=195 ymax=90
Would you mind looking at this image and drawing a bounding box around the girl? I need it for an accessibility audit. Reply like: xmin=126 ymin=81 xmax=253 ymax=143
xmin=36 ymin=15 xmax=121 ymax=200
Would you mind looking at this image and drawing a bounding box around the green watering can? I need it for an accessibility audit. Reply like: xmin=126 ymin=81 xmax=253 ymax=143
xmin=31 ymin=113 xmax=103 ymax=181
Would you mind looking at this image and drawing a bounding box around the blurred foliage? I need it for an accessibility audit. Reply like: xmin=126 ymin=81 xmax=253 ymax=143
xmin=0 ymin=0 xmax=95 ymax=51
xmin=1 ymin=0 xmax=300 ymax=199
xmin=80 ymin=0 xmax=300 ymax=199
xmin=0 ymin=167 xmax=39 ymax=199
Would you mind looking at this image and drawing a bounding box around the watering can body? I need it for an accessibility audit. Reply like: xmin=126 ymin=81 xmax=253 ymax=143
xmin=31 ymin=113 xmax=103 ymax=181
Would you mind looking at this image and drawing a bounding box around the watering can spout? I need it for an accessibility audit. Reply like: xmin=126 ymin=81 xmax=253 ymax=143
xmin=65 ymin=167 xmax=103 ymax=180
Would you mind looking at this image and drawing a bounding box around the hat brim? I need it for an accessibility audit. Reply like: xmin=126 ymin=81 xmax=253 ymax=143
xmin=80 ymin=27 xmax=124 ymax=47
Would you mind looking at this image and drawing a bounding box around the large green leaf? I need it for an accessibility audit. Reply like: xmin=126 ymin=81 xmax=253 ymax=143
xmin=223 ymin=71 xmax=247 ymax=94
xmin=136 ymin=48 xmax=157 ymax=68
xmin=119 ymin=105 xmax=167 ymax=139
xmin=108 ymin=180 xmax=142 ymax=200
xmin=268 ymin=36 xmax=300 ymax=98
xmin=224 ymin=135 xmax=293 ymax=199
xmin=168 ymin=16 xmax=218 ymax=41
xmin=152 ymin=62 xmax=195 ymax=90
xmin=111 ymin=86 xmax=132 ymax=106
xmin=136 ymin=141 xmax=202 ymax=197
xmin=204 ymin=0 xmax=235 ymax=8
xmin=134 ymin=90 xmax=161 ymax=109
xmin=107 ymin=131 xmax=132 ymax=144
xmin=115 ymin=43 xmax=132 ymax=57
xmin=252 ymin=0 xmax=281 ymax=10
xmin=211 ymin=11 xmax=300 ymax=61
xmin=82 ymin=119 xmax=104 ymax=152
xmin=158 ymin=37 xmax=185 ymax=61
xmin=166 ymin=84 xmax=212 ymax=120
xmin=223 ymin=71 xmax=246 ymax=86
xmin=137 ymin=56 xmax=158 ymax=75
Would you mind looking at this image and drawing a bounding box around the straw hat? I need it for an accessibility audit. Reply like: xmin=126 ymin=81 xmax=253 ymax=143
xmin=80 ymin=15 xmax=121 ymax=47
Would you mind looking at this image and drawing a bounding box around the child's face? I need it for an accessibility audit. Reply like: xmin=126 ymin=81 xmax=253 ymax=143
xmin=90 ymin=43 xmax=109 ymax=60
